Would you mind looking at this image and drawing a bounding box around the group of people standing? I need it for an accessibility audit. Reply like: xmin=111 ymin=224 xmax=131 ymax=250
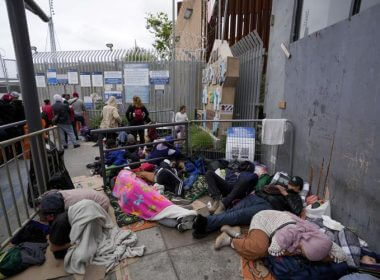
xmin=42 ymin=93 xmax=86 ymax=149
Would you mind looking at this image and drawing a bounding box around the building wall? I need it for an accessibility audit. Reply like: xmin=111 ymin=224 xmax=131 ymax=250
xmin=176 ymin=0 xmax=203 ymax=58
xmin=274 ymin=4 xmax=380 ymax=250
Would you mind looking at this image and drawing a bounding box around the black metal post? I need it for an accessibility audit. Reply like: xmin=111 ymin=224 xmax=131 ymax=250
xmin=5 ymin=0 xmax=49 ymax=192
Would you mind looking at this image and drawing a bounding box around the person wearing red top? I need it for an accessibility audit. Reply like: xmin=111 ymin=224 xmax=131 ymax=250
xmin=42 ymin=99 xmax=54 ymax=126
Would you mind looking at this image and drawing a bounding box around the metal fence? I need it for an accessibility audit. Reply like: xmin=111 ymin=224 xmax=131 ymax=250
xmin=32 ymin=49 xmax=204 ymax=121
xmin=0 ymin=123 xmax=61 ymax=249
xmin=0 ymin=55 xmax=20 ymax=94
xmin=231 ymin=31 xmax=264 ymax=119
xmin=91 ymin=119 xmax=294 ymax=187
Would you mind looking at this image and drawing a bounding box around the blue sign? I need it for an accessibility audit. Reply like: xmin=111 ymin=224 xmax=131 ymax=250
xmin=227 ymin=127 xmax=256 ymax=138
xmin=47 ymin=69 xmax=57 ymax=85
xmin=125 ymin=86 xmax=150 ymax=104
xmin=150 ymin=70 xmax=170 ymax=85
xmin=104 ymin=71 xmax=122 ymax=84
xmin=104 ymin=91 xmax=123 ymax=104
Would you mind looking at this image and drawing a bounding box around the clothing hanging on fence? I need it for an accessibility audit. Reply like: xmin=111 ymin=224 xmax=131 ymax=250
xmin=262 ymin=119 xmax=287 ymax=145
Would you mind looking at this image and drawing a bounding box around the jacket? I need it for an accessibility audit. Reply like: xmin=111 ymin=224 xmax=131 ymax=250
xmin=126 ymin=105 xmax=149 ymax=126
xmin=256 ymin=189 xmax=303 ymax=216
xmin=52 ymin=101 xmax=71 ymax=125
xmin=100 ymin=102 xmax=121 ymax=129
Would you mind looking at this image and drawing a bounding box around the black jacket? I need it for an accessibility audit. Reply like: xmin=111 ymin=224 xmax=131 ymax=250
xmin=52 ymin=101 xmax=71 ymax=125
xmin=126 ymin=105 xmax=149 ymax=126
xmin=256 ymin=190 xmax=303 ymax=216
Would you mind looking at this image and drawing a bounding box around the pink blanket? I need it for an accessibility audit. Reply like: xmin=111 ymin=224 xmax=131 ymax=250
xmin=113 ymin=169 xmax=172 ymax=220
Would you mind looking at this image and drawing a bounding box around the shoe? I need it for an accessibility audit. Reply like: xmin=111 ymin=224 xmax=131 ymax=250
xmin=209 ymin=199 xmax=220 ymax=214
xmin=221 ymin=225 xmax=241 ymax=238
xmin=74 ymin=144 xmax=81 ymax=148
xmin=63 ymin=145 xmax=68 ymax=149
xmin=214 ymin=203 xmax=225 ymax=215
xmin=192 ymin=214 xmax=208 ymax=239
xmin=176 ymin=215 xmax=196 ymax=232
xmin=214 ymin=232 xmax=232 ymax=250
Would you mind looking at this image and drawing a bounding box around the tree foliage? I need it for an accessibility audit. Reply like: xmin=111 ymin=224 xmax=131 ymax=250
xmin=145 ymin=12 xmax=173 ymax=59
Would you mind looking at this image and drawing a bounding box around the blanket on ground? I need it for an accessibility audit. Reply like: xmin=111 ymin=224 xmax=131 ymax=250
xmin=64 ymin=200 xmax=145 ymax=274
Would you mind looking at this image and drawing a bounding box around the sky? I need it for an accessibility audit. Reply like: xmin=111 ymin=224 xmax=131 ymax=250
xmin=0 ymin=0 xmax=178 ymax=59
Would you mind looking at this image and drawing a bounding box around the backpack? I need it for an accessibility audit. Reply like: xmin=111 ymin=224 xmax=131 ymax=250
xmin=134 ymin=107 xmax=144 ymax=121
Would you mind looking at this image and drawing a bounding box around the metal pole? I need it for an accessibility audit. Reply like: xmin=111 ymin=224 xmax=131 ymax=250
xmin=5 ymin=0 xmax=49 ymax=190
xmin=218 ymin=0 xmax=222 ymax=39
xmin=0 ymin=54 xmax=10 ymax=92
xmin=172 ymin=0 xmax=176 ymax=112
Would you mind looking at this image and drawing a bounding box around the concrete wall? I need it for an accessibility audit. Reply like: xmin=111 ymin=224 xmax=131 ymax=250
xmin=277 ymin=5 xmax=380 ymax=250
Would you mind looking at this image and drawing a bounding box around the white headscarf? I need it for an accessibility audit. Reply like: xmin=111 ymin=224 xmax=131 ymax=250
xmin=53 ymin=94 xmax=63 ymax=102
xmin=107 ymin=96 xmax=117 ymax=107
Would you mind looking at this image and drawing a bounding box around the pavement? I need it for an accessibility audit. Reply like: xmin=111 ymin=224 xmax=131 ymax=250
xmin=63 ymin=141 xmax=243 ymax=280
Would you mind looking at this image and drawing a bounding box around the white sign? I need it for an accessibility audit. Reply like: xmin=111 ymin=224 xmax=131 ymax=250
xmin=150 ymin=70 xmax=170 ymax=84
xmin=35 ymin=73 xmax=46 ymax=88
xmin=226 ymin=127 xmax=256 ymax=162
xmin=124 ymin=65 xmax=149 ymax=86
xmin=80 ymin=73 xmax=91 ymax=87
xmin=154 ymin=84 xmax=165 ymax=94
xmin=67 ymin=71 xmax=78 ymax=84
xmin=92 ymin=72 xmax=103 ymax=87
xmin=104 ymin=91 xmax=122 ymax=104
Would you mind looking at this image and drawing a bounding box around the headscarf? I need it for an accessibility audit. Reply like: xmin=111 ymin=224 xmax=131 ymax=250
xmin=107 ymin=96 xmax=117 ymax=107
xmin=53 ymin=94 xmax=63 ymax=102
xmin=272 ymin=212 xmax=332 ymax=261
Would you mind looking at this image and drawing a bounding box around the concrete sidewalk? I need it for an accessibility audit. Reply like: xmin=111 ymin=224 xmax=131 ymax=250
xmin=62 ymin=141 xmax=242 ymax=280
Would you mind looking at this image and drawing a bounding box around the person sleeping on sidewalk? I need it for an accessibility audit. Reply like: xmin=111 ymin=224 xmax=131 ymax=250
xmin=192 ymin=176 xmax=305 ymax=238
xmin=205 ymin=161 xmax=258 ymax=215
xmin=38 ymin=188 xmax=110 ymax=224
xmin=213 ymin=210 xmax=347 ymax=264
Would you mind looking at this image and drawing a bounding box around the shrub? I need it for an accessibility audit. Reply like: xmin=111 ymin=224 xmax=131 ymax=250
xmin=189 ymin=125 xmax=214 ymax=150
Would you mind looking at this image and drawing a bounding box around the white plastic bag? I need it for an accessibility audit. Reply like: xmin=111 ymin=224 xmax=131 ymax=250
xmin=305 ymin=200 xmax=331 ymax=219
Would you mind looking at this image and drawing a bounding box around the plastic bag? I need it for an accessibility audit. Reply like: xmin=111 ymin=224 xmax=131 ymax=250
xmin=305 ymin=200 xmax=331 ymax=219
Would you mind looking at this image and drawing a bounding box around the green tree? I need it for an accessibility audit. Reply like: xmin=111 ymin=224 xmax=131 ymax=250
xmin=145 ymin=12 xmax=173 ymax=59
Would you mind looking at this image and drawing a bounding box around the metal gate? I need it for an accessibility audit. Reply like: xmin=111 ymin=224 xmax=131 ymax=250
xmin=231 ymin=31 xmax=264 ymax=120
xmin=32 ymin=49 xmax=204 ymax=122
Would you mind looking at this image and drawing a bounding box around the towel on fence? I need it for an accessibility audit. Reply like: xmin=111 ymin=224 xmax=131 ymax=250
xmin=262 ymin=119 xmax=287 ymax=145
xmin=64 ymin=200 xmax=145 ymax=274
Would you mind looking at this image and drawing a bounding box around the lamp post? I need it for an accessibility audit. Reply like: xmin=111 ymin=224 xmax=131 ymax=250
xmin=31 ymin=46 xmax=37 ymax=54
xmin=106 ymin=43 xmax=113 ymax=51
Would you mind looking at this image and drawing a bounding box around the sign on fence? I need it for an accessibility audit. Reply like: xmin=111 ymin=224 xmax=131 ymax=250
xmin=150 ymin=70 xmax=169 ymax=85
xmin=92 ymin=72 xmax=103 ymax=87
xmin=67 ymin=70 xmax=79 ymax=85
xmin=226 ymin=127 xmax=255 ymax=162
xmin=80 ymin=72 xmax=91 ymax=87
xmin=124 ymin=64 xmax=150 ymax=103
xmin=35 ymin=73 xmax=46 ymax=88
xmin=104 ymin=91 xmax=123 ymax=104
xmin=57 ymin=74 xmax=68 ymax=84
xmin=47 ymin=69 xmax=57 ymax=85
xmin=104 ymin=71 xmax=122 ymax=84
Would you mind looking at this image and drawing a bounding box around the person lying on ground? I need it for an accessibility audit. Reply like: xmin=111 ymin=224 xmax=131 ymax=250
xmin=146 ymin=136 xmax=181 ymax=165
xmin=39 ymin=188 xmax=110 ymax=223
xmin=206 ymin=161 xmax=258 ymax=214
xmin=214 ymin=210 xmax=347 ymax=264
xmin=49 ymin=200 xmax=144 ymax=273
xmin=135 ymin=159 xmax=185 ymax=197
xmin=104 ymin=138 xmax=128 ymax=166
xmin=192 ymin=176 xmax=305 ymax=238
xmin=113 ymin=169 xmax=196 ymax=232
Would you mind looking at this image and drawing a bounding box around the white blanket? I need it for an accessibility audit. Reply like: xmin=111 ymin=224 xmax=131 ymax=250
xmin=262 ymin=119 xmax=287 ymax=145
xmin=64 ymin=200 xmax=145 ymax=274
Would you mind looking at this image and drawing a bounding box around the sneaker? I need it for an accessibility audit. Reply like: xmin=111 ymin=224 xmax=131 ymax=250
xmin=221 ymin=225 xmax=241 ymax=238
xmin=214 ymin=232 xmax=232 ymax=250
xmin=176 ymin=215 xmax=196 ymax=232
xmin=74 ymin=144 xmax=81 ymax=149
xmin=214 ymin=203 xmax=225 ymax=215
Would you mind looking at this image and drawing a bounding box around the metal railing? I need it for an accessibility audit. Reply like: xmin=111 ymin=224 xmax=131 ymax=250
xmin=92 ymin=119 xmax=294 ymax=186
xmin=0 ymin=124 xmax=61 ymax=249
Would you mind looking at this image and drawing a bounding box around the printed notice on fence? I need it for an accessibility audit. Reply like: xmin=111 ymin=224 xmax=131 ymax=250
xmin=80 ymin=72 xmax=91 ymax=87
xmin=67 ymin=70 xmax=79 ymax=84
xmin=35 ymin=73 xmax=46 ymax=88
xmin=124 ymin=64 xmax=149 ymax=86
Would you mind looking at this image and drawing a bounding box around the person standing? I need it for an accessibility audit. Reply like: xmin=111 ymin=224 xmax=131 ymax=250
xmin=100 ymin=96 xmax=122 ymax=140
xmin=52 ymin=94 xmax=80 ymax=149
xmin=70 ymin=92 xmax=86 ymax=128
xmin=41 ymin=99 xmax=54 ymax=127
xmin=174 ymin=105 xmax=189 ymax=141
xmin=126 ymin=96 xmax=149 ymax=144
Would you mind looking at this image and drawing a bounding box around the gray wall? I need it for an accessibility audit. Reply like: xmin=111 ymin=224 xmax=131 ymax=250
xmin=276 ymin=5 xmax=380 ymax=250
